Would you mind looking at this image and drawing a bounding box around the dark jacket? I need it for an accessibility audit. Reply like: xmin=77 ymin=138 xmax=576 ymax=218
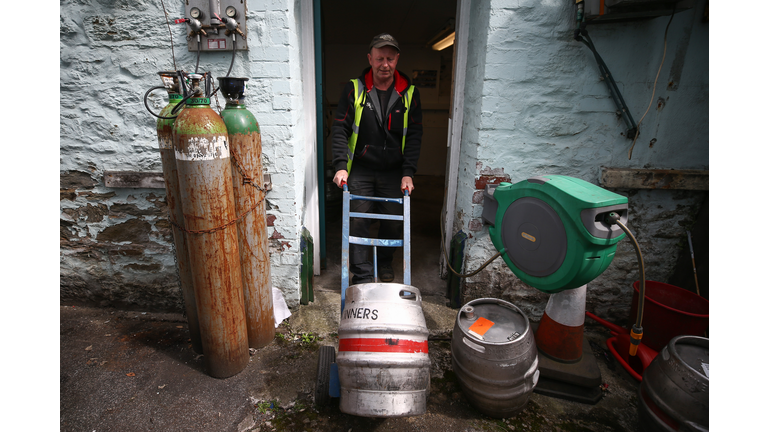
xmin=331 ymin=67 xmax=423 ymax=177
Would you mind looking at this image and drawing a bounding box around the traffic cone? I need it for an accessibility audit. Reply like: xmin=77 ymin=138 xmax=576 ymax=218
xmin=535 ymin=285 xmax=586 ymax=362
xmin=532 ymin=284 xmax=602 ymax=404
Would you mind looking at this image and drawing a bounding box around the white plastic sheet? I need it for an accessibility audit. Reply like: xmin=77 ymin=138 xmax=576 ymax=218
xmin=272 ymin=287 xmax=291 ymax=328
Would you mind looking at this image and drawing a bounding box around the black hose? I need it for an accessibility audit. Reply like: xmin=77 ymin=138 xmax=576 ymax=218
xmin=439 ymin=209 xmax=502 ymax=278
xmin=226 ymin=34 xmax=236 ymax=77
xmin=580 ymin=33 xmax=638 ymax=135
xmin=144 ymin=86 xmax=178 ymax=120
xmin=171 ymin=91 xmax=197 ymax=115
xmin=194 ymin=38 xmax=201 ymax=74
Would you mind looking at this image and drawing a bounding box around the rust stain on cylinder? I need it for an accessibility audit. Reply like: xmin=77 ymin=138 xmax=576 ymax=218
xmin=230 ymin=131 xmax=275 ymax=349
xmin=159 ymin=146 xmax=204 ymax=354
xmin=173 ymin=106 xmax=249 ymax=378
xmin=157 ymin=103 xmax=203 ymax=355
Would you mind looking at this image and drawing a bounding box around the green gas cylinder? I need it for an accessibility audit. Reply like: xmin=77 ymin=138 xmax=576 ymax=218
xmin=482 ymin=175 xmax=628 ymax=293
xmin=217 ymin=77 xmax=275 ymax=350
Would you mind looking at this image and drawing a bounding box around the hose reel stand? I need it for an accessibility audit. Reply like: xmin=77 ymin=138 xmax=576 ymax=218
xmin=483 ymin=175 xmax=628 ymax=404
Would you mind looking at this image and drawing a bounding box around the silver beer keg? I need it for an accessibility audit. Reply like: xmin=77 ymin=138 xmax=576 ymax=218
xmin=337 ymin=283 xmax=430 ymax=417
xmin=452 ymin=298 xmax=539 ymax=418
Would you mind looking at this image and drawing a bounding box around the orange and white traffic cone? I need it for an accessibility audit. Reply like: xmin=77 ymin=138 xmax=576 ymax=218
xmin=535 ymin=285 xmax=586 ymax=362
xmin=533 ymin=285 xmax=603 ymax=403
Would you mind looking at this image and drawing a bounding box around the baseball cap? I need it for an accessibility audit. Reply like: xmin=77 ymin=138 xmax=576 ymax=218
xmin=369 ymin=33 xmax=400 ymax=52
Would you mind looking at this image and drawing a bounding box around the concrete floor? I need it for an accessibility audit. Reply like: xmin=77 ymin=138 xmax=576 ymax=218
xmin=59 ymin=175 xmax=649 ymax=431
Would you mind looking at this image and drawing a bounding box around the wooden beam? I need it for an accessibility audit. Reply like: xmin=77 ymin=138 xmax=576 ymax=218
xmin=600 ymin=168 xmax=708 ymax=190
xmin=104 ymin=171 xmax=273 ymax=191
xmin=104 ymin=171 xmax=164 ymax=189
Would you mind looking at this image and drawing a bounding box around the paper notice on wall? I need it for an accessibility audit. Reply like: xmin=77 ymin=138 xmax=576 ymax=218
xmin=208 ymin=39 xmax=227 ymax=49
xmin=272 ymin=287 xmax=291 ymax=328
xmin=468 ymin=317 xmax=495 ymax=340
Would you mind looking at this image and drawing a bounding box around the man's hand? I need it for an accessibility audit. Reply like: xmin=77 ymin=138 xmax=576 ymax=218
xmin=401 ymin=176 xmax=414 ymax=194
xmin=333 ymin=169 xmax=348 ymax=188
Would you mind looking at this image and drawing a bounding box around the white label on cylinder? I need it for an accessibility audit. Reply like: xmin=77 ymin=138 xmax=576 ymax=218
xmin=158 ymin=135 xmax=173 ymax=150
xmin=175 ymin=135 xmax=230 ymax=161
xmin=161 ymin=76 xmax=175 ymax=89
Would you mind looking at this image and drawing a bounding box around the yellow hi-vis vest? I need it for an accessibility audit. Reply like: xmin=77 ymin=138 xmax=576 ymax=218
xmin=345 ymin=78 xmax=415 ymax=173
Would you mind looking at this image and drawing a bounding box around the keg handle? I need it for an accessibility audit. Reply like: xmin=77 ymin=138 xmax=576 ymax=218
xmin=398 ymin=289 xmax=420 ymax=302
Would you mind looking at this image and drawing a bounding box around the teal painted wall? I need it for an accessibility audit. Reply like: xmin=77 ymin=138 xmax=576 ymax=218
xmin=454 ymin=0 xmax=709 ymax=323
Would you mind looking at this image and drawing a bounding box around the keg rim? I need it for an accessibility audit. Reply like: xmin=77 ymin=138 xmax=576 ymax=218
xmin=456 ymin=298 xmax=532 ymax=345
xmin=667 ymin=335 xmax=709 ymax=381
xmin=345 ymin=283 xmax=423 ymax=303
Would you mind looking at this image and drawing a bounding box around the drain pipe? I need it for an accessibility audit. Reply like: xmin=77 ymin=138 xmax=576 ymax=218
xmin=314 ymin=0 xmax=327 ymax=269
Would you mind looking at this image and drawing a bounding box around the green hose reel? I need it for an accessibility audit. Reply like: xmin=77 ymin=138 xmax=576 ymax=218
xmin=482 ymin=175 xmax=628 ymax=293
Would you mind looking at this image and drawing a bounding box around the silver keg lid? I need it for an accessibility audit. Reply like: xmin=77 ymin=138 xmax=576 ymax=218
xmin=458 ymin=299 xmax=529 ymax=344
xmin=670 ymin=335 xmax=709 ymax=380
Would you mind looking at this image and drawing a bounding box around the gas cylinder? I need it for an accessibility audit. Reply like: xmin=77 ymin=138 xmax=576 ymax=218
xmin=217 ymin=76 xmax=275 ymax=349
xmin=153 ymin=71 xmax=203 ymax=355
xmin=172 ymin=72 xmax=249 ymax=378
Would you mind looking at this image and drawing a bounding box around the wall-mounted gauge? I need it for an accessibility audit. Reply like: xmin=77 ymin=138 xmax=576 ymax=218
xmin=190 ymin=7 xmax=203 ymax=20
xmin=185 ymin=1 xmax=249 ymax=52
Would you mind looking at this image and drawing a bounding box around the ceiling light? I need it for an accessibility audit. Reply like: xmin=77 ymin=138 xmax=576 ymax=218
xmin=432 ymin=31 xmax=455 ymax=51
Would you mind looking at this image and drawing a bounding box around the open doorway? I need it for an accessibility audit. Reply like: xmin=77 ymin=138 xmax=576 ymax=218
xmin=315 ymin=0 xmax=457 ymax=300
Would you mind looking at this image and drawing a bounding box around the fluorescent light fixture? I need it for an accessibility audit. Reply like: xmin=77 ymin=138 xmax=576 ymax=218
xmin=431 ymin=31 xmax=455 ymax=51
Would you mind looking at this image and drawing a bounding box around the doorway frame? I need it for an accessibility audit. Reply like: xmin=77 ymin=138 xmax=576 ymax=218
xmin=440 ymin=0 xmax=471 ymax=277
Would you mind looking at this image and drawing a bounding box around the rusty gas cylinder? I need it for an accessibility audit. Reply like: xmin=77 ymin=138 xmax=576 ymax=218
xmin=172 ymin=73 xmax=249 ymax=378
xmin=155 ymin=71 xmax=203 ymax=354
xmin=217 ymin=77 xmax=275 ymax=350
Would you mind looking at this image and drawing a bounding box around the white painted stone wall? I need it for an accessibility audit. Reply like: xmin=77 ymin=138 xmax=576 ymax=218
xmin=453 ymin=0 xmax=709 ymax=324
xmin=60 ymin=0 xmax=310 ymax=309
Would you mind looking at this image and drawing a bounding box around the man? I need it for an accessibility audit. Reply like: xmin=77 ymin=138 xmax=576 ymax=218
xmin=331 ymin=33 xmax=423 ymax=284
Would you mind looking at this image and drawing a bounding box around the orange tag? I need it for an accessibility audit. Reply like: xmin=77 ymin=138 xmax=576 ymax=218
xmin=468 ymin=317 xmax=495 ymax=338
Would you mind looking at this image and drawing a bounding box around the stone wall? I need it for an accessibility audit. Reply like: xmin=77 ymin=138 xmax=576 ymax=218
xmin=453 ymin=0 xmax=709 ymax=325
xmin=60 ymin=0 xmax=309 ymax=310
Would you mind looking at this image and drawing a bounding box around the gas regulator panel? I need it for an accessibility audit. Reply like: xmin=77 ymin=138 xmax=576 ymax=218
xmin=185 ymin=0 xmax=248 ymax=51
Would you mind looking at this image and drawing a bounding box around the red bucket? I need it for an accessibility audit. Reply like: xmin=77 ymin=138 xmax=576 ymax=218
xmin=629 ymin=281 xmax=708 ymax=352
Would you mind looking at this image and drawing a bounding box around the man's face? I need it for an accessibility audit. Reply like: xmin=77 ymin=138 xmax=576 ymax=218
xmin=367 ymin=46 xmax=400 ymax=83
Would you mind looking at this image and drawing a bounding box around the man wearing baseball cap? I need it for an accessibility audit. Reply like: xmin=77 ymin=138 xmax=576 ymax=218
xmin=331 ymin=33 xmax=423 ymax=284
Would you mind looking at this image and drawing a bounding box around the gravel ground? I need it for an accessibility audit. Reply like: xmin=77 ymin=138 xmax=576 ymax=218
xmin=60 ymin=299 xmax=643 ymax=432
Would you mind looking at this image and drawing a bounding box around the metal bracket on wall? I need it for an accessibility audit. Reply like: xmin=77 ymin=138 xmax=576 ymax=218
xmin=578 ymin=32 xmax=637 ymax=139
xmin=104 ymin=171 xmax=272 ymax=191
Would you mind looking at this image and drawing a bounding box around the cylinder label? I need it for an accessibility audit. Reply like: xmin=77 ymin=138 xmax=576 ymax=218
xmin=468 ymin=316 xmax=495 ymax=338
xmin=161 ymin=76 xmax=175 ymax=89
xmin=175 ymin=135 xmax=230 ymax=161
xmin=158 ymin=135 xmax=173 ymax=150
